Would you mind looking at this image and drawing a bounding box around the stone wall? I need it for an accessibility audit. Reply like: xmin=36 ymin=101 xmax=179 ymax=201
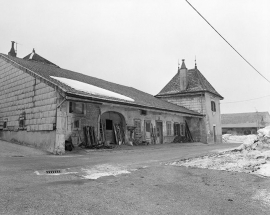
xmin=100 ymin=105 xmax=187 ymax=144
xmin=161 ymin=94 xmax=205 ymax=114
xmin=0 ymin=57 xmax=58 ymax=152
xmin=55 ymin=100 xmax=101 ymax=151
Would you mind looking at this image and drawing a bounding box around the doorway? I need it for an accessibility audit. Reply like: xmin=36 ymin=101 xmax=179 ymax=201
xmin=144 ymin=120 xmax=151 ymax=143
xmin=156 ymin=121 xmax=163 ymax=144
xmin=100 ymin=111 xmax=126 ymax=144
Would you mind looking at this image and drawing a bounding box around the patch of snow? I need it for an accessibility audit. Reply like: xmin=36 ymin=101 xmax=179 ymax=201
xmin=258 ymin=126 xmax=270 ymax=137
xmin=252 ymin=189 xmax=270 ymax=207
xmin=223 ymin=134 xmax=256 ymax=144
xmin=81 ymin=164 xmax=131 ymax=179
xmin=50 ymin=76 xmax=134 ymax=102
xmin=256 ymin=163 xmax=270 ymax=177
xmin=34 ymin=170 xmax=78 ymax=176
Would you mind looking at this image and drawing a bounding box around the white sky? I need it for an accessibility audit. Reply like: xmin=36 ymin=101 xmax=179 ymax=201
xmin=1 ymin=0 xmax=269 ymax=114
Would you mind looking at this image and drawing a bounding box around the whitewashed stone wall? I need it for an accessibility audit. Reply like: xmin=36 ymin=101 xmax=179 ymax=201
xmin=0 ymin=58 xmax=57 ymax=131
xmin=162 ymin=95 xmax=205 ymax=114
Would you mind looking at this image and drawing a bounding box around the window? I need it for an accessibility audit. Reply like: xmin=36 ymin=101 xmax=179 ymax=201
xmin=141 ymin=110 xmax=147 ymax=115
xmin=19 ymin=114 xmax=25 ymax=128
xmin=106 ymin=119 xmax=113 ymax=130
xmin=174 ymin=123 xmax=180 ymax=136
xmin=180 ymin=123 xmax=185 ymax=136
xmin=211 ymin=101 xmax=216 ymax=112
xmin=19 ymin=118 xmax=25 ymax=128
xmin=166 ymin=122 xmax=172 ymax=136
xmin=69 ymin=102 xmax=85 ymax=114
xmin=145 ymin=121 xmax=151 ymax=132
xmin=74 ymin=119 xmax=80 ymax=128
xmin=3 ymin=118 xmax=8 ymax=129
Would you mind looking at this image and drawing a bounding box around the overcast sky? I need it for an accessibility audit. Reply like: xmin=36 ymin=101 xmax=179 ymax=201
xmin=1 ymin=0 xmax=269 ymax=114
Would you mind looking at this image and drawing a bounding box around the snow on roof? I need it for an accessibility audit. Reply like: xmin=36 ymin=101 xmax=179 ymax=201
xmin=50 ymin=76 xmax=134 ymax=102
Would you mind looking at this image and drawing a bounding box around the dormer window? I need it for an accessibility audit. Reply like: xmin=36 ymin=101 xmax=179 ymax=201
xmin=211 ymin=101 xmax=216 ymax=112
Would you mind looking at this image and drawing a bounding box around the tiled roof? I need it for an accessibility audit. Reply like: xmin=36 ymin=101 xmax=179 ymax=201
xmin=0 ymin=53 xmax=202 ymax=117
xmin=156 ymin=67 xmax=223 ymax=99
xmin=23 ymin=50 xmax=58 ymax=67
xmin=221 ymin=112 xmax=270 ymax=127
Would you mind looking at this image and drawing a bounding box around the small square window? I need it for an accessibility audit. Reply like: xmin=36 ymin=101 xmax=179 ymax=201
xmin=69 ymin=102 xmax=85 ymax=114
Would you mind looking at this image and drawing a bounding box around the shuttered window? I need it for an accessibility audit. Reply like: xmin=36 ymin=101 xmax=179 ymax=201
xmin=166 ymin=122 xmax=172 ymax=136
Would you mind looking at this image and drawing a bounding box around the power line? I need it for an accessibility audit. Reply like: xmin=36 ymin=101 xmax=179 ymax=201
xmin=185 ymin=0 xmax=270 ymax=85
xmin=221 ymin=95 xmax=270 ymax=104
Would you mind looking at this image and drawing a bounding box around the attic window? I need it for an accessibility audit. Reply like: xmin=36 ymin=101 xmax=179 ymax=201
xmin=211 ymin=101 xmax=216 ymax=112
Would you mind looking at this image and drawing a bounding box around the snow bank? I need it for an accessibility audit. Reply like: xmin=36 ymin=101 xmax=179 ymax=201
xmin=50 ymin=76 xmax=134 ymax=102
xmin=171 ymin=126 xmax=270 ymax=177
xmin=258 ymin=126 xmax=270 ymax=138
xmin=222 ymin=134 xmax=254 ymax=144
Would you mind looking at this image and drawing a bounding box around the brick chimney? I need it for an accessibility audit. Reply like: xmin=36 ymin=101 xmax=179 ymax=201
xmin=8 ymin=41 xmax=17 ymax=57
xmin=179 ymin=59 xmax=187 ymax=91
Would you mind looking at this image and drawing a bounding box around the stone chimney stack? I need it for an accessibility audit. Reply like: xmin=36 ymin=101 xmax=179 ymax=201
xmin=179 ymin=59 xmax=187 ymax=91
xmin=8 ymin=41 xmax=17 ymax=57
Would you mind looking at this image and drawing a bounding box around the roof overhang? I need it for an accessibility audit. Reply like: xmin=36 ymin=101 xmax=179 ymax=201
xmin=65 ymin=93 xmax=204 ymax=118
xmin=156 ymin=90 xmax=224 ymax=100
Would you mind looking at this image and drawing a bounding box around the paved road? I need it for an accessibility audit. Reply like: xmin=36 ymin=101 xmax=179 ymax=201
xmin=0 ymin=140 xmax=269 ymax=215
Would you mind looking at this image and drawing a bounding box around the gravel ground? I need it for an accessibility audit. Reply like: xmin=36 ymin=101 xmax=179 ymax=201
xmin=1 ymin=140 xmax=269 ymax=215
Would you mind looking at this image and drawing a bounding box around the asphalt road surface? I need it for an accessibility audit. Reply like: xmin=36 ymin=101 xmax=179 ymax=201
xmin=0 ymin=140 xmax=269 ymax=215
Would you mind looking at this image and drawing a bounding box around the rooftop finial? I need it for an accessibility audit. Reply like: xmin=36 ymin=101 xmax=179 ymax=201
xmin=32 ymin=48 xmax=35 ymax=53
xmin=180 ymin=59 xmax=187 ymax=69
xmin=195 ymin=56 xmax=197 ymax=69
xmin=178 ymin=59 xmax=180 ymax=69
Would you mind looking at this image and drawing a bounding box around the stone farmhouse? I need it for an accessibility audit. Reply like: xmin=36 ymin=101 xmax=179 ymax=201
xmin=221 ymin=112 xmax=270 ymax=135
xmin=0 ymin=42 xmax=223 ymax=153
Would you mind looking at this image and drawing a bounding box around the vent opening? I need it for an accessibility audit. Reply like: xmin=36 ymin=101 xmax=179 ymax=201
xmin=46 ymin=170 xmax=62 ymax=174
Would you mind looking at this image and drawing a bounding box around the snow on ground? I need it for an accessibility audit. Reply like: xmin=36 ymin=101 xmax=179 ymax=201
xmin=170 ymin=126 xmax=270 ymax=177
xmin=80 ymin=164 xmax=131 ymax=179
xmin=222 ymin=134 xmax=256 ymax=144
xmin=50 ymin=76 xmax=134 ymax=102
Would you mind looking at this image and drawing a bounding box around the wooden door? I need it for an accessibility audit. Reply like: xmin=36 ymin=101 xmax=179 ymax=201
xmin=134 ymin=119 xmax=141 ymax=141
xmin=145 ymin=121 xmax=151 ymax=142
xmin=156 ymin=121 xmax=163 ymax=144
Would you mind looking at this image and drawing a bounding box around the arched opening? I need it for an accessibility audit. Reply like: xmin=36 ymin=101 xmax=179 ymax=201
xmin=100 ymin=111 xmax=126 ymax=145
